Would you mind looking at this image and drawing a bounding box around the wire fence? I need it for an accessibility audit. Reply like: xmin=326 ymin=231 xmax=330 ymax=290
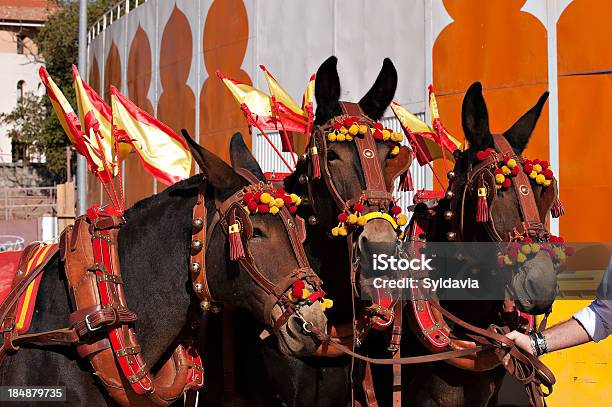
xmin=0 ymin=186 xmax=56 ymax=220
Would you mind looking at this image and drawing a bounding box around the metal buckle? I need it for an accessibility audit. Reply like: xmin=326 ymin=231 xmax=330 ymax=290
xmin=228 ymin=223 xmax=240 ymax=234
xmin=85 ymin=313 xmax=101 ymax=332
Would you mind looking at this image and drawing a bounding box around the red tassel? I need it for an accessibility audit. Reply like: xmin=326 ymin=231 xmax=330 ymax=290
xmin=311 ymin=146 xmax=321 ymax=180
xmin=551 ymin=196 xmax=565 ymax=218
xmin=228 ymin=211 xmax=245 ymax=261
xmin=476 ymin=187 xmax=489 ymax=222
xmin=399 ymin=170 xmax=414 ymax=192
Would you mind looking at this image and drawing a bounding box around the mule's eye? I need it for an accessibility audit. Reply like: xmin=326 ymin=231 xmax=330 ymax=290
xmin=252 ymin=228 xmax=266 ymax=239
xmin=327 ymin=150 xmax=340 ymax=162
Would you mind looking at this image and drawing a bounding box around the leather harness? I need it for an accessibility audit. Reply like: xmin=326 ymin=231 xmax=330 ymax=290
xmin=0 ymin=174 xmax=322 ymax=406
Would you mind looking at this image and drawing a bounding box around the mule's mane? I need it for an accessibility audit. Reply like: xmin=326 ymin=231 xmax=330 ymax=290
xmin=125 ymin=174 xmax=204 ymax=218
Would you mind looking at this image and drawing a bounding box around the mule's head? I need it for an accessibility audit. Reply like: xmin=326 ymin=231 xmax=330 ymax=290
xmin=447 ymin=82 xmax=559 ymax=314
xmin=183 ymin=131 xmax=327 ymax=356
xmin=288 ymin=56 xmax=412 ymax=272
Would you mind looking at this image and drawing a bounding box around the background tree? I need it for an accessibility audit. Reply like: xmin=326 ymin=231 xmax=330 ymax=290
xmin=0 ymin=0 xmax=115 ymax=182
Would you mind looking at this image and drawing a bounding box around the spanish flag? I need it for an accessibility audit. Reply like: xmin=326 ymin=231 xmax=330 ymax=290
xmin=390 ymin=102 xmax=461 ymax=166
xmin=39 ymin=67 xmax=104 ymax=174
xmin=216 ymin=70 xmax=277 ymax=130
xmin=110 ymin=86 xmax=192 ymax=186
xmin=428 ymin=85 xmax=461 ymax=155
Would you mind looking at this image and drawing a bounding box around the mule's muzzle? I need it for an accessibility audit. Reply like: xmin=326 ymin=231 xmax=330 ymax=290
xmin=510 ymin=251 xmax=558 ymax=315
xmin=275 ymin=298 xmax=328 ymax=357
xmin=358 ymin=218 xmax=400 ymax=277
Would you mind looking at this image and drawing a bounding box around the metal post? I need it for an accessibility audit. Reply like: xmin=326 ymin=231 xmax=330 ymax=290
xmin=76 ymin=0 xmax=87 ymax=214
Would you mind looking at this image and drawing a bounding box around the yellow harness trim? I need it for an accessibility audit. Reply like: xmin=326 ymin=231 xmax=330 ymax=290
xmin=359 ymin=211 xmax=399 ymax=230
xmin=16 ymin=244 xmax=54 ymax=330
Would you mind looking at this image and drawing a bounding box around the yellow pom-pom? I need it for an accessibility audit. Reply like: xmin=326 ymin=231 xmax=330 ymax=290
xmin=269 ymin=206 xmax=279 ymax=215
xmin=274 ymin=198 xmax=284 ymax=207
xmin=331 ymin=227 xmax=339 ymax=237
xmin=302 ymin=288 xmax=311 ymax=299
xmin=506 ymin=158 xmax=517 ymax=168
xmin=295 ymin=196 xmax=302 ymax=205
xmin=345 ymin=135 xmax=353 ymax=141
xmin=260 ymin=192 xmax=272 ymax=204
xmin=390 ymin=146 xmax=400 ymax=156
xmin=543 ymin=179 xmax=552 ymax=187
xmin=533 ymin=164 xmax=542 ymax=173
xmin=382 ymin=129 xmax=391 ymax=141
xmin=502 ymin=165 xmax=511 ymax=175
xmin=336 ymin=133 xmax=346 ymax=142
xmin=340 ymin=126 xmax=348 ymax=134
xmin=349 ymin=124 xmax=359 ymax=135
xmin=357 ymin=216 xmax=367 ymax=226
xmin=339 ymin=226 xmax=348 ymax=236
xmin=391 ymin=132 xmax=404 ymax=142
xmin=503 ymin=255 xmax=513 ymax=265
xmin=348 ymin=214 xmax=358 ymax=224
xmin=531 ymin=243 xmax=540 ymax=253
xmin=328 ymin=132 xmax=337 ymax=142
xmin=320 ymin=298 xmax=334 ymax=311
xmin=521 ymin=244 xmax=531 ymax=255
xmin=535 ymin=174 xmax=546 ymax=185
xmin=517 ymin=252 xmax=527 ymax=263
xmin=359 ymin=124 xmax=368 ymax=135
xmin=290 ymin=193 xmax=299 ymax=204
xmin=529 ymin=170 xmax=537 ymax=179
xmin=397 ymin=214 xmax=408 ymax=226
xmin=495 ymin=174 xmax=505 ymax=184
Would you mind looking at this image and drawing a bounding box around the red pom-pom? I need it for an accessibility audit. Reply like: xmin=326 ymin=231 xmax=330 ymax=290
xmin=533 ymin=159 xmax=541 ymax=165
xmin=511 ymin=166 xmax=519 ymax=176
xmin=542 ymin=169 xmax=553 ymax=179
xmin=476 ymin=151 xmax=487 ymax=161
xmin=258 ymin=204 xmax=269 ymax=214
xmin=283 ymin=196 xmax=293 ymax=205
xmin=253 ymin=192 xmax=262 ymax=202
xmin=243 ymin=192 xmax=254 ymax=202
xmin=549 ymin=235 xmax=560 ymax=243
xmin=508 ymin=247 xmax=519 ymax=259
xmin=523 ymin=237 xmax=533 ymax=243
xmin=353 ymin=203 xmax=365 ymax=212
xmin=289 ymin=205 xmax=298 ymax=215
xmin=494 ymin=168 xmax=503 ymax=175
xmin=247 ymin=200 xmax=258 ymax=212
xmin=391 ymin=205 xmax=401 ymax=215
xmin=372 ymin=122 xmax=383 ymax=131
xmin=373 ymin=130 xmax=384 ymax=140
xmin=523 ymin=163 xmax=533 ymax=173
xmin=332 ymin=122 xmax=342 ymax=130
xmin=338 ymin=213 xmax=348 ymax=222
xmin=523 ymin=159 xmax=532 ymax=166
xmin=291 ymin=280 xmax=305 ymax=299
xmin=502 ymin=178 xmax=511 ymax=189
xmin=540 ymin=160 xmax=549 ymax=169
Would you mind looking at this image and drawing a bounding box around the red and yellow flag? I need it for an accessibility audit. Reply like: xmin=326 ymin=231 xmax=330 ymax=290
xmin=428 ymin=85 xmax=461 ymax=154
xmin=216 ymin=70 xmax=277 ymax=130
xmin=111 ymin=86 xmax=192 ymax=185
xmin=390 ymin=102 xmax=461 ymax=166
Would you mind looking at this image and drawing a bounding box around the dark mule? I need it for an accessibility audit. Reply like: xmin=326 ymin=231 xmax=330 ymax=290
xmin=0 ymin=136 xmax=326 ymax=406
xmin=228 ymin=56 xmax=412 ymax=407
xmin=401 ymin=82 xmax=559 ymax=406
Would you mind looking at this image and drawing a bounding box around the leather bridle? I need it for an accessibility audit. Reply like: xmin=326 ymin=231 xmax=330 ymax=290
xmin=190 ymin=170 xmax=324 ymax=333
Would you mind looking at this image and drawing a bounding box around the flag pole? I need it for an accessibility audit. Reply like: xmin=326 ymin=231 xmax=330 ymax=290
xmin=76 ymin=0 xmax=88 ymax=214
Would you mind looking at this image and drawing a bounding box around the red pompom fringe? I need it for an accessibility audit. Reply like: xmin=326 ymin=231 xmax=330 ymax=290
xmin=229 ymin=211 xmax=245 ymax=261
xmin=399 ymin=170 xmax=414 ymax=192
xmin=476 ymin=195 xmax=489 ymax=222
xmin=551 ymin=196 xmax=565 ymax=218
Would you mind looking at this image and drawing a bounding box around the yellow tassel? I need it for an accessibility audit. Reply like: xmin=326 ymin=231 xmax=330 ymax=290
xmin=348 ymin=214 xmax=358 ymax=224
xmin=274 ymin=198 xmax=284 ymax=207
xmin=331 ymin=227 xmax=339 ymax=237
xmin=339 ymin=225 xmax=348 ymax=236
xmin=502 ymin=165 xmax=511 ymax=175
xmin=337 ymin=133 xmax=346 ymax=142
xmin=506 ymin=158 xmax=517 ymax=168
xmin=535 ymin=174 xmax=545 ymax=185
xmin=359 ymin=124 xmax=368 ymax=135
xmin=495 ymin=174 xmax=505 ymax=184
xmin=340 ymin=126 xmax=348 ymax=134
xmin=529 ymin=170 xmax=538 ymax=179
xmin=357 ymin=216 xmax=367 ymax=226
xmin=260 ymin=192 xmax=272 ymax=204
xmin=290 ymin=193 xmax=299 ymax=204
xmin=328 ymin=132 xmax=337 ymax=142
xmin=382 ymin=129 xmax=391 ymax=141
xmin=346 ymin=135 xmax=353 ymax=141
xmin=397 ymin=214 xmax=408 ymax=226
xmin=349 ymin=124 xmax=359 ymax=135
xmin=269 ymin=206 xmax=279 ymax=215
xmin=533 ymin=164 xmax=542 ymax=173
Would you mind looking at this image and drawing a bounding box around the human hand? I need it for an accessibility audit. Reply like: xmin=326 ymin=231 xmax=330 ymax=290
xmin=502 ymin=330 xmax=535 ymax=366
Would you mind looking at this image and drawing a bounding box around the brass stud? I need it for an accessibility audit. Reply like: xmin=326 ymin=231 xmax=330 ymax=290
xmin=199 ymin=300 xmax=210 ymax=312
xmin=299 ymin=174 xmax=309 ymax=184
xmin=299 ymin=153 xmax=309 ymax=162
xmin=192 ymin=217 xmax=204 ymax=231
xmin=190 ymin=262 xmax=201 ymax=273
xmin=447 ymin=171 xmax=456 ymax=180
xmin=443 ymin=211 xmax=454 ymax=221
xmin=308 ymin=215 xmax=318 ymax=225
xmin=191 ymin=239 xmax=203 ymax=253
xmin=445 ymin=190 xmax=454 ymax=200
xmin=446 ymin=232 xmax=456 ymax=241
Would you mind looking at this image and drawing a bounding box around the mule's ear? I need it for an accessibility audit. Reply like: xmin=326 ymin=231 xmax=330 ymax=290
xmin=462 ymin=82 xmax=492 ymax=150
xmin=503 ymin=92 xmax=549 ymax=154
xmin=359 ymin=58 xmax=397 ymax=121
xmin=314 ymin=56 xmax=341 ymax=125
xmin=229 ymin=132 xmax=266 ymax=182
xmin=181 ymin=129 xmax=246 ymax=199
